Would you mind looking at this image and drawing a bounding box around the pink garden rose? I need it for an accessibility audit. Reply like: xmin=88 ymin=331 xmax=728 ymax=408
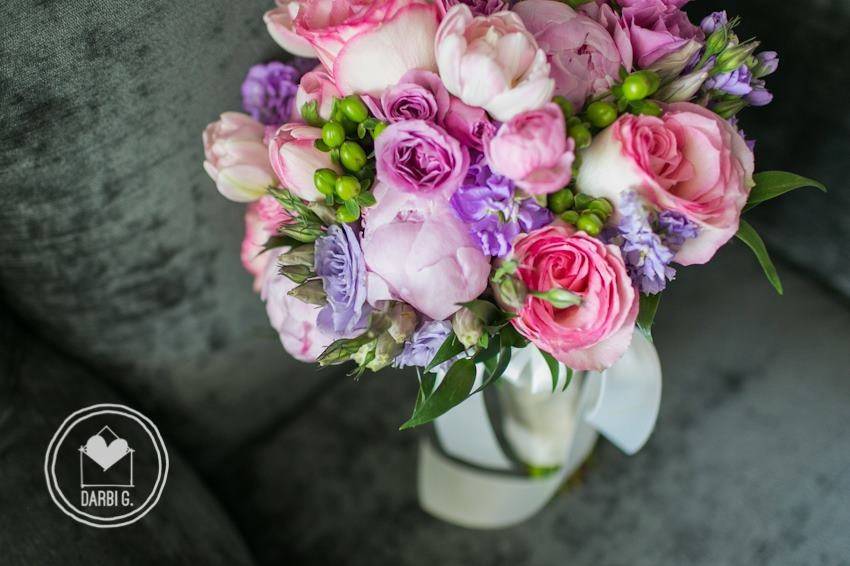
xmin=294 ymin=0 xmax=439 ymax=96
xmin=241 ymin=196 xmax=291 ymax=292
xmin=511 ymin=225 xmax=638 ymax=371
xmin=262 ymin=249 xmax=335 ymax=362
xmin=435 ymin=5 xmax=554 ymax=122
xmin=203 ymin=113 xmax=277 ymax=202
xmin=375 ymin=119 xmax=470 ymax=199
xmin=620 ymin=0 xmax=703 ymax=68
xmin=485 ymin=103 xmax=575 ymax=195
xmin=361 ymin=183 xmax=490 ymax=320
xmin=577 ymin=102 xmax=755 ymax=265
xmin=268 ymin=123 xmax=342 ymax=201
xmin=264 ymin=0 xmax=318 ymax=58
xmin=443 ymin=97 xmax=496 ymax=153
xmin=295 ymin=67 xmax=342 ymax=122
xmin=365 ymin=70 xmax=451 ymax=124
xmin=514 ymin=0 xmax=625 ymax=110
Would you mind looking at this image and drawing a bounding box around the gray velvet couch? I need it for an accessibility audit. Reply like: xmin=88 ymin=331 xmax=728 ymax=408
xmin=1 ymin=1 xmax=848 ymax=564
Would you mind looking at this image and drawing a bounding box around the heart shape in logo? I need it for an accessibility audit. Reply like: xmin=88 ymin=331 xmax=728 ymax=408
xmin=84 ymin=434 xmax=130 ymax=471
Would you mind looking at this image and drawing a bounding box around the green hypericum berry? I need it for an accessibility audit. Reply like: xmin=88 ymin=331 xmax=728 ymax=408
xmin=549 ymin=189 xmax=575 ymax=214
xmin=335 ymin=175 xmax=362 ymax=201
xmin=568 ymin=123 xmax=592 ymax=149
xmin=574 ymin=193 xmax=594 ymax=210
xmin=577 ymin=212 xmax=603 ymax=236
xmin=340 ymin=95 xmax=370 ymax=123
xmin=587 ymin=198 xmax=613 ymax=218
xmin=314 ymin=168 xmax=338 ymax=196
xmin=321 ymin=121 xmax=346 ymax=148
xmin=552 ymin=95 xmax=574 ymax=119
xmin=336 ymin=204 xmax=361 ymax=223
xmin=585 ymin=101 xmax=618 ymax=128
xmin=340 ymin=141 xmax=367 ymax=172
xmin=373 ymin=122 xmax=388 ymax=139
xmin=622 ymin=71 xmax=660 ymax=101
xmin=560 ymin=210 xmax=580 ymax=225
xmin=631 ymin=100 xmax=663 ymax=117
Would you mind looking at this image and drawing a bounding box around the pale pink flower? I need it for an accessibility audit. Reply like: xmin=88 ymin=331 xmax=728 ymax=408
xmin=203 ymin=113 xmax=276 ymax=202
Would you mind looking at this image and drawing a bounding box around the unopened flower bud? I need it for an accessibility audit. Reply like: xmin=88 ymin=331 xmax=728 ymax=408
xmin=750 ymin=51 xmax=779 ymax=78
xmin=492 ymin=275 xmax=527 ymax=311
xmin=387 ymin=303 xmax=418 ymax=344
xmin=279 ymin=264 xmax=313 ymax=284
xmin=352 ymin=341 xmax=376 ymax=367
xmin=531 ymin=287 xmax=583 ymax=309
xmin=704 ymin=27 xmax=729 ymax=57
xmin=714 ymin=41 xmax=760 ymax=75
xmin=647 ymin=40 xmax=702 ymax=80
xmin=280 ymin=224 xmax=324 ymax=243
xmin=656 ymin=71 xmax=710 ymax=102
xmin=278 ymin=244 xmax=315 ymax=267
xmin=367 ymin=333 xmax=402 ymax=371
xmin=712 ymin=98 xmax=748 ymax=119
xmin=287 ymin=279 xmax=326 ymax=305
xmin=452 ymin=308 xmax=484 ymax=349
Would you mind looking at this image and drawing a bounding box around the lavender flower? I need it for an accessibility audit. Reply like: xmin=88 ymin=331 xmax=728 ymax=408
xmin=704 ymin=64 xmax=753 ymax=96
xmin=314 ymin=224 xmax=371 ymax=337
xmin=451 ymin=154 xmax=553 ymax=257
xmin=394 ymin=320 xmax=452 ymax=369
xmin=241 ymin=61 xmax=302 ymax=126
xmin=657 ymin=211 xmax=699 ymax=251
xmin=700 ymin=11 xmax=728 ymax=35
xmin=751 ymin=51 xmax=779 ymax=78
xmin=745 ymin=84 xmax=773 ymax=107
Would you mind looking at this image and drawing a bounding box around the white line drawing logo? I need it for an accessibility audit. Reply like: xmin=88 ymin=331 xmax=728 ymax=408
xmin=45 ymin=404 xmax=168 ymax=528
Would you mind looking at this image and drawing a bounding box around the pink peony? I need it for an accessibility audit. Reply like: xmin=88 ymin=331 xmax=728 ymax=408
xmin=295 ymin=67 xmax=342 ymax=122
xmin=443 ymin=97 xmax=496 ymax=153
xmin=294 ymin=0 xmax=439 ymax=96
xmin=577 ymin=102 xmax=755 ymax=265
xmin=361 ymin=183 xmax=490 ymax=320
xmin=262 ymin=249 xmax=335 ymax=362
xmin=241 ymin=196 xmax=291 ymax=292
xmin=264 ymin=0 xmax=318 ymax=58
xmin=485 ymin=103 xmax=575 ymax=196
xmin=511 ymin=225 xmax=638 ymax=371
xmin=620 ymin=0 xmax=703 ymax=68
xmin=268 ymin=123 xmax=342 ymax=202
xmin=435 ymin=5 xmax=555 ymax=122
xmin=203 ymin=112 xmax=277 ymax=202
xmin=514 ymin=0 xmax=625 ymax=110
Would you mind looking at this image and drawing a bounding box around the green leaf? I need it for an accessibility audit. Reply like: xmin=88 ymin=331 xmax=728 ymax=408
xmin=344 ymin=199 xmax=361 ymax=218
xmin=400 ymin=359 xmax=477 ymax=430
xmin=736 ymin=219 xmax=783 ymax=295
xmin=540 ymin=349 xmax=561 ymax=393
xmin=744 ymin=171 xmax=826 ymax=212
xmin=636 ymin=293 xmax=661 ymax=341
xmin=562 ymin=367 xmax=574 ymax=392
xmin=458 ymin=299 xmax=514 ymax=326
xmin=473 ymin=338 xmax=511 ymax=394
xmin=356 ymin=192 xmax=377 ymax=208
xmin=425 ymin=332 xmax=466 ymax=373
xmin=261 ymin=234 xmax=301 ymax=253
xmin=414 ymin=371 xmax=437 ymax=413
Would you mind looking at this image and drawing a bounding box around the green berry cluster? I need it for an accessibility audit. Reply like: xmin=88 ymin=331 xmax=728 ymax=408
xmin=548 ymin=188 xmax=613 ymax=237
xmin=304 ymin=95 xmax=386 ymax=224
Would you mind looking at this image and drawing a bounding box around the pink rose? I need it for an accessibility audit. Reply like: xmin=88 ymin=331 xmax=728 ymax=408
xmin=620 ymin=0 xmax=703 ymax=68
xmin=361 ymin=183 xmax=490 ymax=320
xmin=443 ymin=97 xmax=496 ymax=153
xmin=241 ymin=196 xmax=291 ymax=292
xmin=295 ymin=67 xmax=342 ymax=122
xmin=514 ymin=0 xmax=624 ymax=110
xmin=262 ymin=249 xmax=335 ymax=362
xmin=577 ymin=102 xmax=755 ymax=265
xmin=511 ymin=225 xmax=638 ymax=371
xmin=365 ymin=70 xmax=451 ymax=124
xmin=294 ymin=0 xmax=439 ymax=96
xmin=485 ymin=103 xmax=575 ymax=196
xmin=435 ymin=5 xmax=555 ymax=122
xmin=264 ymin=0 xmax=318 ymax=58
xmin=203 ymin=113 xmax=277 ymax=202
xmin=268 ymin=123 xmax=342 ymax=202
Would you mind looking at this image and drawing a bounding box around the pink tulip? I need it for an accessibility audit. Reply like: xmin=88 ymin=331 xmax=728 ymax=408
xmin=435 ymin=5 xmax=554 ymax=122
xmin=485 ymin=103 xmax=575 ymax=195
xmin=241 ymin=196 xmax=292 ymax=292
xmin=262 ymin=249 xmax=335 ymax=362
xmin=268 ymin=123 xmax=342 ymax=202
xmin=577 ymin=102 xmax=755 ymax=265
xmin=203 ymin=113 xmax=277 ymax=202
xmin=361 ymin=183 xmax=490 ymax=320
xmin=295 ymin=67 xmax=342 ymax=122
xmin=264 ymin=0 xmax=318 ymax=58
xmin=294 ymin=0 xmax=439 ymax=96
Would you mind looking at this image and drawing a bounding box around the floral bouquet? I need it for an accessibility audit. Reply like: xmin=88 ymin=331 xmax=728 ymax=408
xmin=203 ymin=0 xmax=824 ymax=524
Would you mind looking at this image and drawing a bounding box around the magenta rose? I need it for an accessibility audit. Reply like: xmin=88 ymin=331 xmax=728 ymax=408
xmin=485 ymin=103 xmax=575 ymax=196
xmin=375 ymin=119 xmax=470 ymax=199
xmin=510 ymin=225 xmax=638 ymax=371
xmin=362 ymin=184 xmax=490 ymax=320
xmin=620 ymin=0 xmax=703 ymax=68
xmin=294 ymin=0 xmax=439 ymax=96
xmin=365 ymin=70 xmax=450 ymax=123
xmin=577 ymin=102 xmax=755 ymax=265
xmin=443 ymin=97 xmax=496 ymax=153
xmin=268 ymin=123 xmax=342 ymax=202
xmin=514 ymin=0 xmax=625 ymax=110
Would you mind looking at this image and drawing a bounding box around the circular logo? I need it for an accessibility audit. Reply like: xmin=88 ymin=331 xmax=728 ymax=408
xmin=44 ymin=404 xmax=169 ymax=528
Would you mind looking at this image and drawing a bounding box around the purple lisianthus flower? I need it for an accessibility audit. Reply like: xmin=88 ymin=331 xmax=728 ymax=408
xmin=700 ymin=11 xmax=727 ymax=34
xmin=438 ymin=0 xmax=507 ymax=16
xmin=375 ymin=120 xmax=470 ymax=199
xmin=394 ymin=320 xmax=453 ymax=369
xmin=366 ymin=70 xmax=450 ymax=124
xmin=704 ymin=64 xmax=753 ymax=96
xmin=314 ymin=224 xmax=371 ymax=337
xmin=728 ymin=116 xmax=756 ymax=152
xmin=745 ymin=84 xmax=773 ymax=107
xmin=752 ymin=51 xmax=779 ymax=78
xmin=241 ymin=61 xmax=303 ymax=127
